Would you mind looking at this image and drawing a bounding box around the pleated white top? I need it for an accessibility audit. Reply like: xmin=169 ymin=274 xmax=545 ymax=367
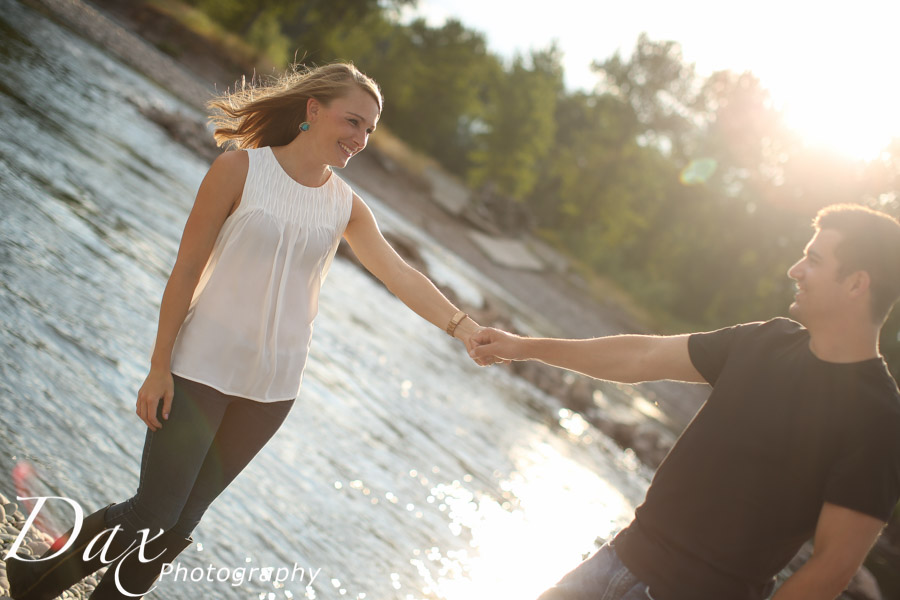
xmin=170 ymin=146 xmax=353 ymax=401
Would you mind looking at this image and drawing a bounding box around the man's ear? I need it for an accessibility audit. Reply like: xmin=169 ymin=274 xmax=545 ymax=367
xmin=847 ymin=270 xmax=871 ymax=297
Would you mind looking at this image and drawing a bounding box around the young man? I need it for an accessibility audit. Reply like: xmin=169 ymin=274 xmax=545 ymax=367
xmin=470 ymin=204 xmax=900 ymax=600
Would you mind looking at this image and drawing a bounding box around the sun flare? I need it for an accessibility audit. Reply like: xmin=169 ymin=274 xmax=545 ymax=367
xmin=773 ymin=69 xmax=899 ymax=162
xmin=419 ymin=442 xmax=641 ymax=600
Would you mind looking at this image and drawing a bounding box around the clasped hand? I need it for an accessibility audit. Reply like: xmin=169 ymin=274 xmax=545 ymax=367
xmin=465 ymin=327 xmax=523 ymax=367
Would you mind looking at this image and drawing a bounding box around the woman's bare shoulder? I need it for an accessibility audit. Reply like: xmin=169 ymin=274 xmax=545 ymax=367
xmin=211 ymin=149 xmax=249 ymax=173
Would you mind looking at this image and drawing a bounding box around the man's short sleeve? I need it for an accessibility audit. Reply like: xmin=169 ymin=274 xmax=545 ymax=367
xmin=824 ymin=408 xmax=900 ymax=522
xmin=688 ymin=322 xmax=761 ymax=385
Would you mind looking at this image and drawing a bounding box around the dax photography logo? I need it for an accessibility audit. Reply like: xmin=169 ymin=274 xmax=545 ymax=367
xmin=5 ymin=496 xmax=174 ymax=597
xmin=3 ymin=496 xmax=323 ymax=596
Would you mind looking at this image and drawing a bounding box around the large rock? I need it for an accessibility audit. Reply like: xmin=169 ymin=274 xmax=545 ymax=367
xmin=132 ymin=102 xmax=220 ymax=162
xmin=424 ymin=166 xmax=470 ymax=216
xmin=468 ymin=231 xmax=544 ymax=271
xmin=527 ymin=236 xmax=570 ymax=274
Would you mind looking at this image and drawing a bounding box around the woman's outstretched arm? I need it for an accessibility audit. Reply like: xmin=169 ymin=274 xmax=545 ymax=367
xmin=138 ymin=151 xmax=247 ymax=431
xmin=342 ymin=193 xmax=485 ymax=353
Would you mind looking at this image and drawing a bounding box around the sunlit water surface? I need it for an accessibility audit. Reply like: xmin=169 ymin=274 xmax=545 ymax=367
xmin=0 ymin=2 xmax=652 ymax=598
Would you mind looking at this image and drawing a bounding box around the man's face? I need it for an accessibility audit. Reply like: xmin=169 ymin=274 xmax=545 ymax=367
xmin=786 ymin=229 xmax=850 ymax=325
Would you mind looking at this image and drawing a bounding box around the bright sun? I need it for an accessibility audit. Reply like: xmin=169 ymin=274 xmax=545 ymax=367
xmin=768 ymin=61 xmax=900 ymax=162
xmin=692 ymin=0 xmax=900 ymax=163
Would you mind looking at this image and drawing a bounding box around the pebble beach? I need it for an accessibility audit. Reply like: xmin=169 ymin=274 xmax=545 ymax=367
xmin=0 ymin=493 xmax=101 ymax=600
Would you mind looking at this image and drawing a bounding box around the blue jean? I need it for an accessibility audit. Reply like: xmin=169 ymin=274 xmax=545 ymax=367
xmin=537 ymin=543 xmax=655 ymax=600
xmin=105 ymin=375 xmax=294 ymax=538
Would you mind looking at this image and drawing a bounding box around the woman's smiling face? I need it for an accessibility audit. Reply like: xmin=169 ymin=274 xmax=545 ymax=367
xmin=309 ymin=85 xmax=380 ymax=168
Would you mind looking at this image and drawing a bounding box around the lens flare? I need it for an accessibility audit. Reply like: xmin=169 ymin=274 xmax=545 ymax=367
xmin=679 ymin=158 xmax=718 ymax=185
xmin=11 ymin=460 xmax=63 ymax=537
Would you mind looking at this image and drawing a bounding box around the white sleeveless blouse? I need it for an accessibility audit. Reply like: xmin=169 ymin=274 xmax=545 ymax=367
xmin=170 ymin=147 xmax=353 ymax=401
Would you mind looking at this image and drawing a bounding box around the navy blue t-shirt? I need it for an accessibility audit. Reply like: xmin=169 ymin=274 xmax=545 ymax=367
xmin=614 ymin=318 xmax=900 ymax=600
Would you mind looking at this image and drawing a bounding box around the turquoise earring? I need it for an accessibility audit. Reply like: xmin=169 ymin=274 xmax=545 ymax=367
xmin=299 ymin=122 xmax=310 ymax=132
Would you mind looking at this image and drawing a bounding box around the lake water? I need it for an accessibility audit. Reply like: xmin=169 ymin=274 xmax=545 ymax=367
xmin=0 ymin=2 xmax=652 ymax=598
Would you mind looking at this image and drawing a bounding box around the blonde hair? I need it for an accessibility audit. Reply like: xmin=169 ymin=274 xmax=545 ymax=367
xmin=208 ymin=63 xmax=383 ymax=150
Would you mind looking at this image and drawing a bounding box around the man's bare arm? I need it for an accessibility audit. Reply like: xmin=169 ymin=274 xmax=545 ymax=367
xmin=470 ymin=329 xmax=706 ymax=384
xmin=772 ymin=503 xmax=884 ymax=600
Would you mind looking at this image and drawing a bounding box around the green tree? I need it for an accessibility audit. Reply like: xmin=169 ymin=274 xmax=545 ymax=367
xmin=186 ymin=0 xmax=409 ymax=38
xmin=182 ymin=0 xmax=412 ymax=66
xmin=468 ymin=46 xmax=564 ymax=200
xmin=365 ymin=19 xmax=499 ymax=175
xmin=592 ymin=33 xmax=703 ymax=162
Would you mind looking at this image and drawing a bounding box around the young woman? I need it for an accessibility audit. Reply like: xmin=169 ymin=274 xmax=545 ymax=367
xmin=7 ymin=62 xmax=490 ymax=600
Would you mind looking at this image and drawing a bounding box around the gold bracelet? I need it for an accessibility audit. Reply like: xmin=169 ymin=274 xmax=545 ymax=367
xmin=446 ymin=310 xmax=467 ymax=337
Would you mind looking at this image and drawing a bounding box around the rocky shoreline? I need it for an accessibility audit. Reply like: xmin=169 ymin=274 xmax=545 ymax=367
xmin=0 ymin=493 xmax=103 ymax=600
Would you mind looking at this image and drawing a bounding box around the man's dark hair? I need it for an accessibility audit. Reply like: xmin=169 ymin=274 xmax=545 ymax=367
xmin=814 ymin=204 xmax=900 ymax=323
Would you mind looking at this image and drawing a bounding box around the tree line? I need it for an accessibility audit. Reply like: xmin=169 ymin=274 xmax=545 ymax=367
xmin=181 ymin=0 xmax=900 ymax=377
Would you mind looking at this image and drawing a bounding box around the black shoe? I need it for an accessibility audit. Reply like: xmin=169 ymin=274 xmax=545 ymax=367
xmin=89 ymin=530 xmax=192 ymax=599
xmin=6 ymin=504 xmax=125 ymax=600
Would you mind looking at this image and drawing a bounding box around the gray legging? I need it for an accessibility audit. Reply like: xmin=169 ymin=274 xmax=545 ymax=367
xmin=105 ymin=375 xmax=294 ymax=538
